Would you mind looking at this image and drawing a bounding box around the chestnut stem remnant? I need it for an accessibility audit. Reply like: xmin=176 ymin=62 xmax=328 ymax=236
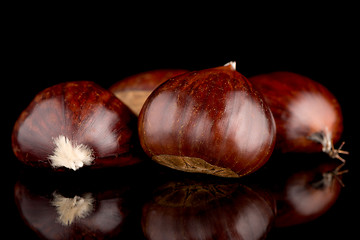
xmin=309 ymin=131 xmax=349 ymax=162
xmin=327 ymin=141 xmax=349 ymax=162
xmin=48 ymin=135 xmax=94 ymax=171
xmin=224 ymin=61 xmax=236 ymax=70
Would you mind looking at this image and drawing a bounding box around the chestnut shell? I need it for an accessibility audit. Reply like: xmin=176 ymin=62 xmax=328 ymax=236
xmin=109 ymin=69 xmax=188 ymax=92
xmin=109 ymin=69 xmax=188 ymax=116
xmin=249 ymin=72 xmax=343 ymax=154
xmin=138 ymin=64 xmax=276 ymax=177
xmin=12 ymin=81 xmax=137 ymax=169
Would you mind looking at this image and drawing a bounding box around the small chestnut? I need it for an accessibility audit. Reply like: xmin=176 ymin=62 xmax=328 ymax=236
xmin=109 ymin=69 xmax=188 ymax=115
xmin=138 ymin=62 xmax=276 ymax=177
xmin=12 ymin=81 xmax=138 ymax=171
xmin=249 ymin=72 xmax=348 ymax=162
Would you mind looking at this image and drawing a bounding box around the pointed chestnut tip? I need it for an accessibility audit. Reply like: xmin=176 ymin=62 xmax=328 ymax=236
xmin=224 ymin=61 xmax=236 ymax=71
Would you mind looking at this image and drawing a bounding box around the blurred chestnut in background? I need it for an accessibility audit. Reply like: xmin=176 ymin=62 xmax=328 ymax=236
xmin=12 ymin=81 xmax=139 ymax=171
xmin=249 ymin=72 xmax=348 ymax=162
xmin=109 ymin=69 xmax=188 ymax=115
xmin=141 ymin=178 xmax=276 ymax=240
xmin=138 ymin=62 xmax=276 ymax=177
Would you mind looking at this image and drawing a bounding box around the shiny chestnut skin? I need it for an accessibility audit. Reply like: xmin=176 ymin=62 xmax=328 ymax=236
xmin=109 ymin=69 xmax=188 ymax=115
xmin=12 ymin=81 xmax=138 ymax=171
xmin=249 ymin=72 xmax=346 ymax=161
xmin=141 ymin=178 xmax=276 ymax=240
xmin=138 ymin=63 xmax=276 ymax=177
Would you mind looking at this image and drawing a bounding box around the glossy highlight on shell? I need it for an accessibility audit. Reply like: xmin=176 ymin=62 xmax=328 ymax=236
xmin=249 ymin=72 xmax=348 ymax=162
xmin=12 ymin=81 xmax=137 ymax=170
xmin=138 ymin=63 xmax=276 ymax=177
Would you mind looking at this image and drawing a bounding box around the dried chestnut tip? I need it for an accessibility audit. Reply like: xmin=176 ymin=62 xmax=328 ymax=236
xmin=224 ymin=61 xmax=236 ymax=70
xmin=152 ymin=155 xmax=240 ymax=178
xmin=327 ymin=141 xmax=349 ymax=163
xmin=309 ymin=131 xmax=349 ymax=163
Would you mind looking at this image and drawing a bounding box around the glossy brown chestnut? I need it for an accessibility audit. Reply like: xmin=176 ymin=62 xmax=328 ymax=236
xmin=141 ymin=179 xmax=276 ymax=240
xmin=249 ymin=72 xmax=347 ymax=161
xmin=12 ymin=81 xmax=138 ymax=171
xmin=138 ymin=62 xmax=276 ymax=177
xmin=109 ymin=69 xmax=188 ymax=115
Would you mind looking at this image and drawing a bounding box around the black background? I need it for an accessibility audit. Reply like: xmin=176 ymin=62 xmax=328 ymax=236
xmin=4 ymin=11 xmax=359 ymax=239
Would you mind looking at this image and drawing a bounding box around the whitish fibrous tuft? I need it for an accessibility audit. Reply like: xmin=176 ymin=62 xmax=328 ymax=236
xmin=48 ymin=135 xmax=94 ymax=170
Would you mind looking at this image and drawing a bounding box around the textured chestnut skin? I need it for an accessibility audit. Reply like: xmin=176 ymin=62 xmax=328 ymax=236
xmin=249 ymin=72 xmax=343 ymax=154
xmin=12 ymin=81 xmax=138 ymax=169
xmin=138 ymin=65 xmax=276 ymax=177
xmin=109 ymin=69 xmax=188 ymax=115
xmin=141 ymin=179 xmax=276 ymax=240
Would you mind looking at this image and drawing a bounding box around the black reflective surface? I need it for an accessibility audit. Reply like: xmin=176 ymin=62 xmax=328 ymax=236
xmin=6 ymin=151 xmax=358 ymax=239
xmin=4 ymin=29 xmax=358 ymax=239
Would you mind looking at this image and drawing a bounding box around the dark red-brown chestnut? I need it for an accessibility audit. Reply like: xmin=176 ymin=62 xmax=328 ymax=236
xmin=109 ymin=69 xmax=188 ymax=115
xmin=138 ymin=62 xmax=276 ymax=177
xmin=141 ymin=179 xmax=276 ymax=240
xmin=249 ymin=72 xmax=348 ymax=162
xmin=12 ymin=81 xmax=138 ymax=171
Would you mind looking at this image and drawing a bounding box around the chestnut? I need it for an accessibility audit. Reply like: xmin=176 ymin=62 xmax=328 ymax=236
xmin=249 ymin=72 xmax=348 ymax=162
xmin=12 ymin=81 xmax=138 ymax=171
xmin=141 ymin=178 xmax=276 ymax=240
xmin=109 ymin=69 xmax=188 ymax=115
xmin=138 ymin=62 xmax=276 ymax=177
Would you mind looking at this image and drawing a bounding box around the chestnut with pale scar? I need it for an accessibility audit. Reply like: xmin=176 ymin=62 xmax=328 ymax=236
xmin=138 ymin=62 xmax=276 ymax=177
xmin=12 ymin=81 xmax=138 ymax=170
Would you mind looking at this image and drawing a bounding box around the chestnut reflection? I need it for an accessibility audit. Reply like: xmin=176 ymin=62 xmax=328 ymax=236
xmin=259 ymin=154 xmax=345 ymax=227
xmin=14 ymin=166 xmax=148 ymax=239
xmin=141 ymin=178 xmax=276 ymax=240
